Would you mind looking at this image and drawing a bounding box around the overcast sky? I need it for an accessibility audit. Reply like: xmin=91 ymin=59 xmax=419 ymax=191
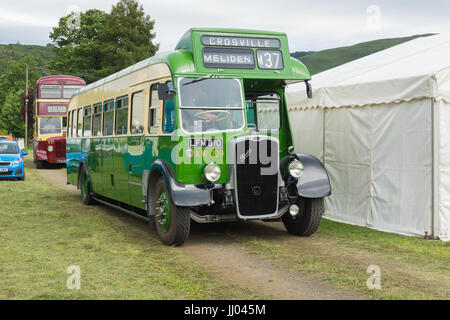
xmin=0 ymin=0 xmax=449 ymax=52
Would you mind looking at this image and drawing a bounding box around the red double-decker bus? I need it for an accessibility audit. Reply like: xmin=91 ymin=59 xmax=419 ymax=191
xmin=33 ymin=75 xmax=85 ymax=168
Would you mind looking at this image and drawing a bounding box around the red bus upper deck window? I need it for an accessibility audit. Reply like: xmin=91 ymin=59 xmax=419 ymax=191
xmin=40 ymin=85 xmax=62 ymax=99
xmin=63 ymin=85 xmax=84 ymax=99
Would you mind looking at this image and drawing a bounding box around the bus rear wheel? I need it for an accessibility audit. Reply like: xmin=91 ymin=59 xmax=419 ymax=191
xmin=151 ymin=177 xmax=190 ymax=246
xmin=80 ymin=168 xmax=95 ymax=205
xmin=282 ymin=198 xmax=324 ymax=236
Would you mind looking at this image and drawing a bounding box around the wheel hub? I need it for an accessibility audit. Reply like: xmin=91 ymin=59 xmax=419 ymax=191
xmin=156 ymin=192 xmax=171 ymax=232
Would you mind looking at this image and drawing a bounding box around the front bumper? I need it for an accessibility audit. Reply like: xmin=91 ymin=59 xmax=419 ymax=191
xmin=0 ymin=164 xmax=24 ymax=178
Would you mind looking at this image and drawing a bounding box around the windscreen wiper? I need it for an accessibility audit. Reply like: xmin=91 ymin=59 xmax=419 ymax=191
xmin=182 ymin=74 xmax=216 ymax=86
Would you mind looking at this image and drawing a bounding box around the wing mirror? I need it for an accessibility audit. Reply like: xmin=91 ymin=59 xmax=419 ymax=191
xmin=305 ymin=81 xmax=313 ymax=99
xmin=22 ymin=151 xmax=28 ymax=156
xmin=158 ymin=83 xmax=176 ymax=100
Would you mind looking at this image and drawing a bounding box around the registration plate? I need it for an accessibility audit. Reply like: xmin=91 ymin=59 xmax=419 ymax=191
xmin=0 ymin=168 xmax=8 ymax=172
xmin=189 ymin=138 xmax=223 ymax=148
xmin=57 ymin=160 xmax=66 ymax=164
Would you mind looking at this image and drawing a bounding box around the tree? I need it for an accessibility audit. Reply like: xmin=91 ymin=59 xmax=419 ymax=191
xmin=0 ymin=90 xmax=25 ymax=137
xmin=49 ymin=9 xmax=108 ymax=83
xmin=99 ymin=0 xmax=159 ymax=76
xmin=19 ymin=88 xmax=34 ymax=139
xmin=49 ymin=1 xmax=159 ymax=82
xmin=0 ymin=56 xmax=41 ymax=138
xmin=0 ymin=56 xmax=40 ymax=107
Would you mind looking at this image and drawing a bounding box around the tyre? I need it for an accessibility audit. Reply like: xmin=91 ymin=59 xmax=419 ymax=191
xmin=19 ymin=174 xmax=25 ymax=181
xmin=150 ymin=177 xmax=190 ymax=246
xmin=79 ymin=168 xmax=95 ymax=205
xmin=282 ymin=198 xmax=324 ymax=236
xmin=36 ymin=160 xmax=44 ymax=169
xmin=146 ymin=181 xmax=156 ymax=231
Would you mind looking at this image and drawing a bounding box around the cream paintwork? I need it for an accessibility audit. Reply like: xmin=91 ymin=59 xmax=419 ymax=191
xmin=67 ymin=63 xmax=171 ymax=138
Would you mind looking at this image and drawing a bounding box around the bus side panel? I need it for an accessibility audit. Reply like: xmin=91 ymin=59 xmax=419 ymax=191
xmin=113 ymin=136 xmax=131 ymax=204
xmin=128 ymin=136 xmax=146 ymax=209
xmin=102 ymin=137 xmax=115 ymax=199
xmin=66 ymin=137 xmax=81 ymax=186
xmin=88 ymin=138 xmax=104 ymax=195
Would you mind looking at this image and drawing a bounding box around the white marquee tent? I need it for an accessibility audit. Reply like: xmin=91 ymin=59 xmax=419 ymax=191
xmin=286 ymin=34 xmax=450 ymax=240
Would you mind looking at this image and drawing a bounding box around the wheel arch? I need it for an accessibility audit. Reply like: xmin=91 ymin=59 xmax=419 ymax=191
xmin=145 ymin=159 xmax=213 ymax=207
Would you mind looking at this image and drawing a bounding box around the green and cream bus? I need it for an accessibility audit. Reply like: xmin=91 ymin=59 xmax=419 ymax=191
xmin=66 ymin=28 xmax=331 ymax=246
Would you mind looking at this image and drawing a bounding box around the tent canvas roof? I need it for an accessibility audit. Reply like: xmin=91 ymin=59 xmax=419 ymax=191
xmin=286 ymin=34 xmax=450 ymax=109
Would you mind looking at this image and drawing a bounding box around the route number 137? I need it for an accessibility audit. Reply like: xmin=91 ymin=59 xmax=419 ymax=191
xmin=257 ymin=50 xmax=283 ymax=70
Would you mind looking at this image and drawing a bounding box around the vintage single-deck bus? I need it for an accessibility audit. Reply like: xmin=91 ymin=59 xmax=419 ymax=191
xmin=33 ymin=75 xmax=86 ymax=168
xmin=66 ymin=28 xmax=331 ymax=246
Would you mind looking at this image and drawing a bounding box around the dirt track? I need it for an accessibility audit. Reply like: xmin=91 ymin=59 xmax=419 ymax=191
xmin=33 ymin=159 xmax=365 ymax=300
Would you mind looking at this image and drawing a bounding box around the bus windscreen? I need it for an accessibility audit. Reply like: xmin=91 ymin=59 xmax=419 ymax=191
xmin=39 ymin=117 xmax=62 ymax=135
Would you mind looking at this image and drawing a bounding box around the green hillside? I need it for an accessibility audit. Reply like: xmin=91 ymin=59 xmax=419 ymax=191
xmin=0 ymin=43 xmax=55 ymax=76
xmin=298 ymin=34 xmax=435 ymax=75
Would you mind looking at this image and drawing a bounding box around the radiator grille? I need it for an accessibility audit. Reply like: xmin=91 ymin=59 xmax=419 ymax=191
xmin=55 ymin=140 xmax=66 ymax=158
xmin=234 ymin=136 xmax=279 ymax=217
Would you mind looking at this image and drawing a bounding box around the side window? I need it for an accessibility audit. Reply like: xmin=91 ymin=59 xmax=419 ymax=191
xmin=77 ymin=108 xmax=83 ymax=137
xmin=92 ymin=103 xmax=102 ymax=137
xmin=115 ymin=96 xmax=129 ymax=135
xmin=83 ymin=106 xmax=92 ymax=137
xmin=70 ymin=110 xmax=75 ymax=137
xmin=131 ymin=91 xmax=145 ymax=135
xmin=163 ymin=82 xmax=175 ymax=134
xmin=72 ymin=110 xmax=76 ymax=138
xmin=149 ymin=84 xmax=160 ymax=134
xmin=103 ymin=100 xmax=114 ymax=136
xmin=68 ymin=111 xmax=72 ymax=137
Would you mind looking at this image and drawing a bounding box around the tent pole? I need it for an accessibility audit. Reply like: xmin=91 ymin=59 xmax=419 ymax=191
xmin=431 ymin=98 xmax=439 ymax=239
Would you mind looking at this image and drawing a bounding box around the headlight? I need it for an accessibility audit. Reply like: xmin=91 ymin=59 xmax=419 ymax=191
xmin=11 ymin=159 xmax=22 ymax=165
xmin=204 ymin=163 xmax=221 ymax=182
xmin=288 ymin=160 xmax=304 ymax=178
xmin=47 ymin=145 xmax=54 ymax=152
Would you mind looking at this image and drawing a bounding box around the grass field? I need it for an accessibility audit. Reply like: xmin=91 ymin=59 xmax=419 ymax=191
xmin=231 ymin=219 xmax=449 ymax=299
xmin=0 ymin=158 xmax=263 ymax=299
xmin=0 ymin=157 xmax=448 ymax=300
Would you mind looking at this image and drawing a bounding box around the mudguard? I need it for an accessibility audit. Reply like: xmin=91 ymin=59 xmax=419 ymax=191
xmin=149 ymin=159 xmax=213 ymax=207
xmin=296 ymin=154 xmax=331 ymax=198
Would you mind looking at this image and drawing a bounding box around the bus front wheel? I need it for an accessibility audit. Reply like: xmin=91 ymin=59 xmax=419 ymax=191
xmin=36 ymin=160 xmax=44 ymax=169
xmin=282 ymin=198 xmax=324 ymax=236
xmin=151 ymin=177 xmax=191 ymax=246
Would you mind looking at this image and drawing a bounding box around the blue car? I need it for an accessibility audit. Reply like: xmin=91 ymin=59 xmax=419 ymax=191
xmin=0 ymin=140 xmax=28 ymax=181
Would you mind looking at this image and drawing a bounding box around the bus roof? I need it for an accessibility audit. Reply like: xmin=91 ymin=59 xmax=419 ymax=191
xmin=35 ymin=75 xmax=86 ymax=87
xmin=72 ymin=28 xmax=310 ymax=98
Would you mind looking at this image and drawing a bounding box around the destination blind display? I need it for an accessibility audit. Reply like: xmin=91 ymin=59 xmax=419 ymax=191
xmin=201 ymin=35 xmax=281 ymax=49
xmin=203 ymin=47 xmax=255 ymax=69
xmin=47 ymin=105 xmax=67 ymax=113
xmin=201 ymin=34 xmax=284 ymax=70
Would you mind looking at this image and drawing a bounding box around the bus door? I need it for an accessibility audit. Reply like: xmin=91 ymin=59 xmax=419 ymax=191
xmin=101 ymin=100 xmax=115 ymax=199
xmin=127 ymin=90 xmax=147 ymax=209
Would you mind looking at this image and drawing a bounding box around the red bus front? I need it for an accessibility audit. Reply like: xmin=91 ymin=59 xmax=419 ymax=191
xmin=33 ymin=76 xmax=85 ymax=168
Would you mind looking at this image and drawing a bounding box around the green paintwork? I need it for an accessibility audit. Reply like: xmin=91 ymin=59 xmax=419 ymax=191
xmin=67 ymin=28 xmax=310 ymax=210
